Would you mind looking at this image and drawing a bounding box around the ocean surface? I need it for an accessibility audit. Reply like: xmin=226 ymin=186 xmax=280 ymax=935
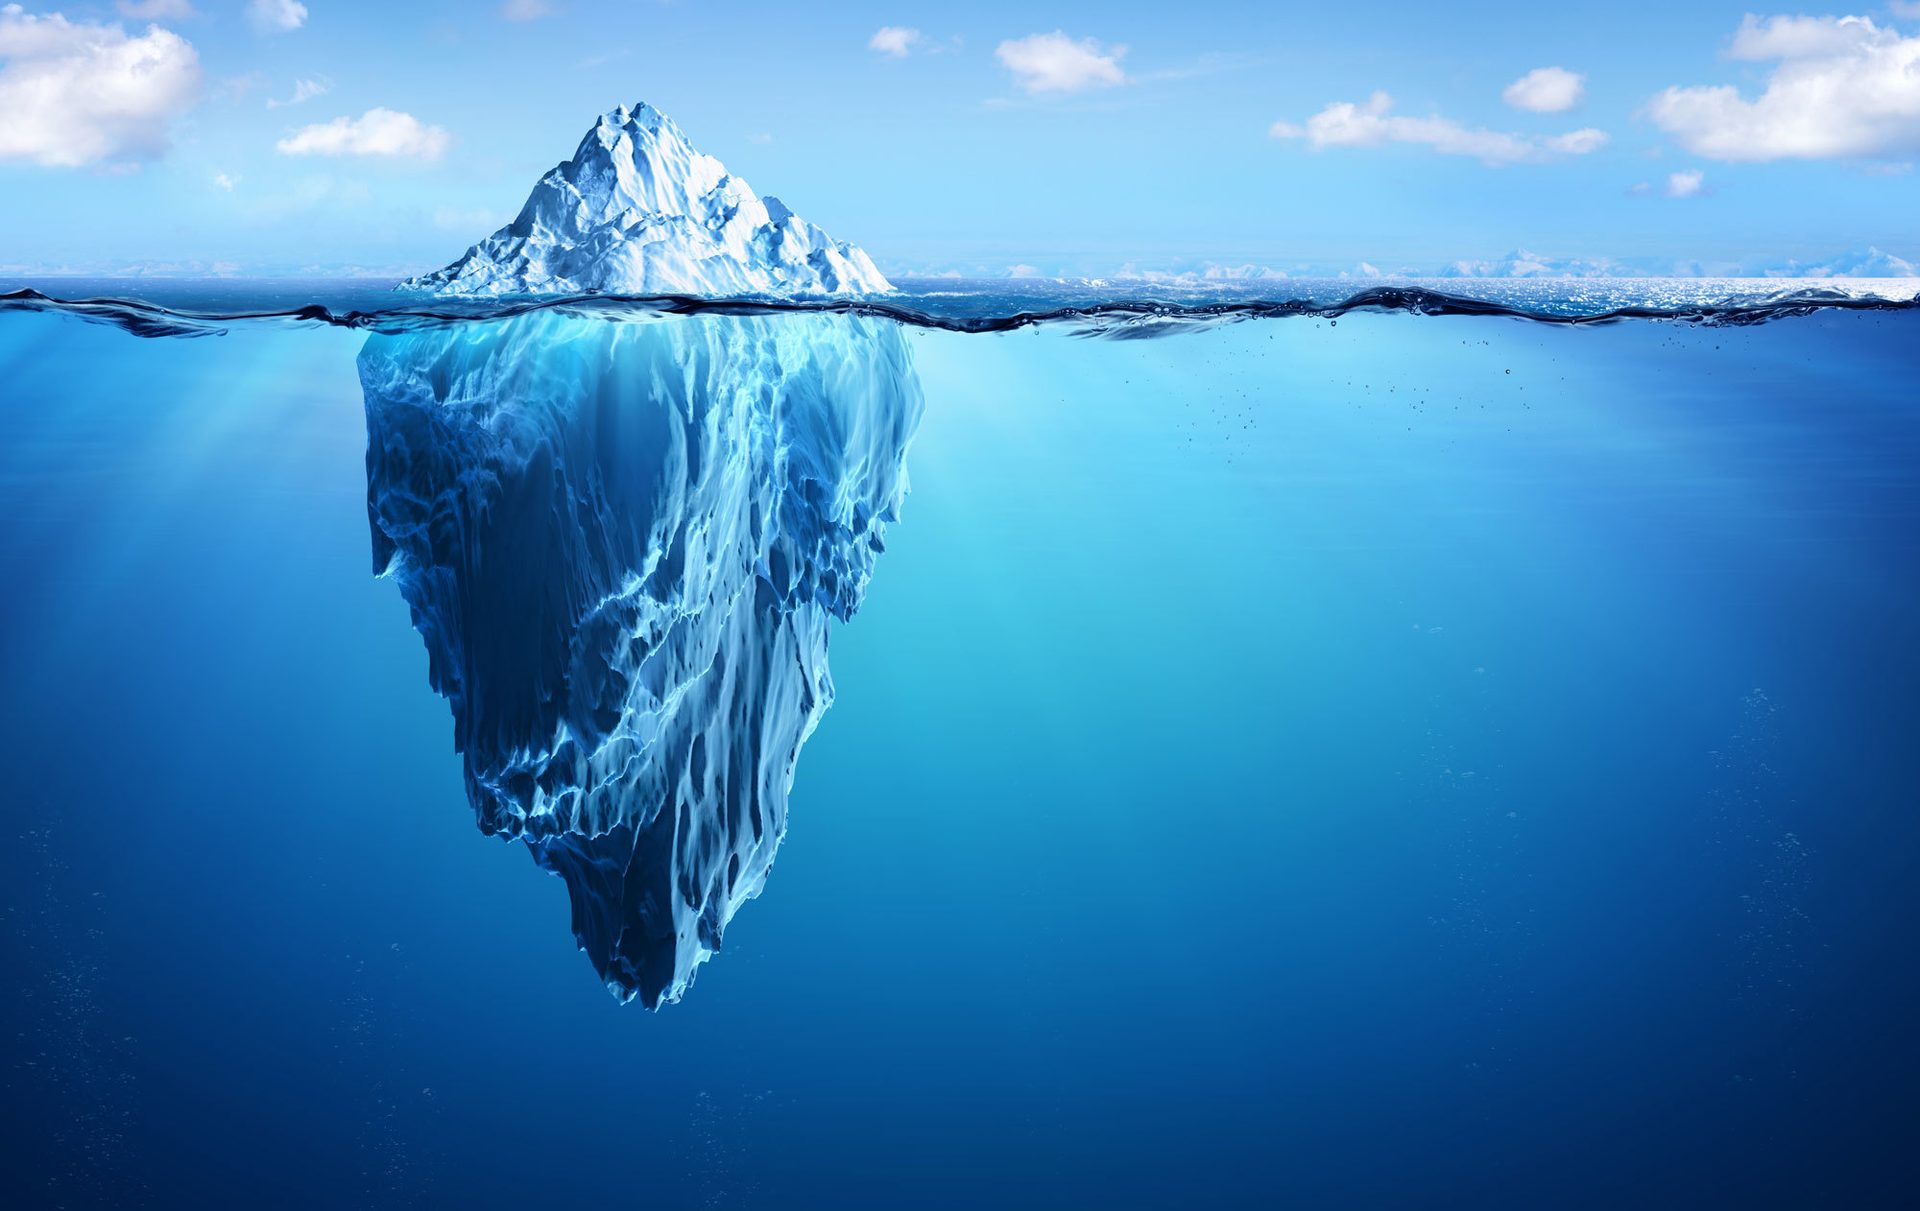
xmin=2 ymin=279 xmax=1917 ymax=1208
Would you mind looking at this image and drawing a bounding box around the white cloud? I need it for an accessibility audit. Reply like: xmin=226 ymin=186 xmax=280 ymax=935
xmin=1892 ymin=2 xmax=1920 ymax=17
xmin=265 ymin=75 xmax=328 ymax=107
xmin=995 ymin=30 xmax=1127 ymax=94
xmin=247 ymin=0 xmax=306 ymax=33
xmin=1666 ymin=169 xmax=1705 ymax=197
xmin=1006 ymin=263 xmax=1042 ymax=278
xmin=0 ymin=4 xmax=202 ymax=168
xmin=1728 ymin=13 xmax=1881 ymax=58
xmin=1270 ymin=92 xmax=1608 ymax=166
xmin=868 ymin=26 xmax=921 ymax=58
xmin=1503 ymin=66 xmax=1584 ymax=113
xmin=1547 ymin=128 xmax=1609 ymax=154
xmin=212 ymin=171 xmax=235 ymax=189
xmin=117 ymin=0 xmax=194 ymax=16
xmin=1648 ymin=15 xmax=1920 ymax=160
xmin=501 ymin=0 xmax=552 ymax=20
xmin=277 ymin=108 xmax=449 ymax=159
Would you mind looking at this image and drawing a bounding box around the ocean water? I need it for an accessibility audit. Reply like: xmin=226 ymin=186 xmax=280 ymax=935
xmin=2 ymin=282 xmax=1917 ymax=1208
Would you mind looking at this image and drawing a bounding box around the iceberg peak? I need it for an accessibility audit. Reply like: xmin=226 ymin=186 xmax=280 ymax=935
xmin=404 ymin=101 xmax=892 ymax=297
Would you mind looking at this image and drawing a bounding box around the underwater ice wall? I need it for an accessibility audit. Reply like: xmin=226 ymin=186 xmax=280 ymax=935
xmin=360 ymin=311 xmax=921 ymax=1006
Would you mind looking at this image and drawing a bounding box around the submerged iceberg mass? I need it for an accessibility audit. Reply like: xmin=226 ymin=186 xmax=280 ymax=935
xmin=403 ymin=102 xmax=892 ymax=297
xmin=368 ymin=101 xmax=918 ymax=1006
xmin=363 ymin=311 xmax=920 ymax=1006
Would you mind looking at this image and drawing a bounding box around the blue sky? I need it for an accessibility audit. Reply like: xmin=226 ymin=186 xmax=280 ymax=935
xmin=2 ymin=0 xmax=1919 ymax=276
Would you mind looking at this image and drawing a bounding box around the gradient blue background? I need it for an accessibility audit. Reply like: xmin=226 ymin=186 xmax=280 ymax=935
xmin=2 ymin=306 xmax=1916 ymax=1206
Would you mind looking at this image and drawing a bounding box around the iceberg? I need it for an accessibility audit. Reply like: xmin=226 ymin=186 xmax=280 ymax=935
xmin=364 ymin=105 xmax=921 ymax=1006
xmin=403 ymin=102 xmax=892 ymax=297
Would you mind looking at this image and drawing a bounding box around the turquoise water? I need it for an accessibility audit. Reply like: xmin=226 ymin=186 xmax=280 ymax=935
xmin=3 ymin=296 xmax=1917 ymax=1206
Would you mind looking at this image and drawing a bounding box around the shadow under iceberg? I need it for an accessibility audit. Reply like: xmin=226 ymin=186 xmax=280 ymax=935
xmin=360 ymin=311 xmax=923 ymax=1006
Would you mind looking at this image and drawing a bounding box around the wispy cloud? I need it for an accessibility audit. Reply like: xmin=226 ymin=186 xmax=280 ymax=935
xmin=1666 ymin=168 xmax=1706 ymax=197
xmin=219 ymin=71 xmax=267 ymax=102
xmin=868 ymin=26 xmax=922 ymax=58
xmin=501 ymin=0 xmax=553 ymax=20
xmin=266 ymin=76 xmax=330 ymax=108
xmin=247 ymin=0 xmax=306 ymax=34
xmin=1132 ymin=51 xmax=1268 ymax=86
xmin=117 ymin=0 xmax=195 ymax=17
xmin=433 ymin=205 xmax=508 ymax=232
xmin=234 ymin=172 xmax=374 ymax=224
xmin=996 ymin=31 xmax=1127 ymax=94
xmin=1271 ymin=92 xmax=1607 ymax=166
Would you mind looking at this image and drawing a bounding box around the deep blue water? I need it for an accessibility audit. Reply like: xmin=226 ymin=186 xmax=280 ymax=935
xmin=2 ymin=290 xmax=1917 ymax=1207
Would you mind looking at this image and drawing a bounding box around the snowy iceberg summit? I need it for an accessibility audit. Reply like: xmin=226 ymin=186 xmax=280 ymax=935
xmin=402 ymin=102 xmax=891 ymax=296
